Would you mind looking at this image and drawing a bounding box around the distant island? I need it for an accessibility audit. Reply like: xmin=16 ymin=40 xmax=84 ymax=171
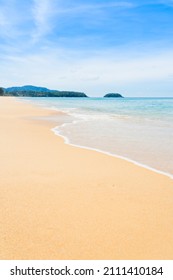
xmin=0 ymin=86 xmax=124 ymax=98
xmin=104 ymin=93 xmax=124 ymax=98
xmin=0 ymin=85 xmax=88 ymax=98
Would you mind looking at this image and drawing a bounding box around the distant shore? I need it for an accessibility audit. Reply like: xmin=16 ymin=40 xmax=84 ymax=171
xmin=1 ymin=97 xmax=173 ymax=260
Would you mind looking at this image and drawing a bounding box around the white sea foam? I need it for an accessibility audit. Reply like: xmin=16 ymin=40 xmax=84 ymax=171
xmin=51 ymin=125 xmax=173 ymax=180
xmin=22 ymin=97 xmax=173 ymax=179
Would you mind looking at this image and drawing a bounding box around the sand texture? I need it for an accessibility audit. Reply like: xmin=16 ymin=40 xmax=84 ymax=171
xmin=0 ymin=97 xmax=173 ymax=260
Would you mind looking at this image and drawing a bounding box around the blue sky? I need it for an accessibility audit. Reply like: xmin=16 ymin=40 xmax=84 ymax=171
xmin=1 ymin=0 xmax=173 ymax=96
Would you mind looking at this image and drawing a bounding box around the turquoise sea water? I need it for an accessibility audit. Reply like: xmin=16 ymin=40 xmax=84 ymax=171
xmin=23 ymin=97 xmax=173 ymax=177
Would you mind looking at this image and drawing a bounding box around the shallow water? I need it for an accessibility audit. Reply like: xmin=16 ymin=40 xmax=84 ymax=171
xmin=23 ymin=97 xmax=173 ymax=177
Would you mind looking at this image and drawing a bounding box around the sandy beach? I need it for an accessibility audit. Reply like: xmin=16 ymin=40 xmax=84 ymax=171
xmin=0 ymin=97 xmax=173 ymax=260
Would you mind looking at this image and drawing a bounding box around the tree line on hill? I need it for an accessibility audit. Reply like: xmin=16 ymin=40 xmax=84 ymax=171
xmin=0 ymin=87 xmax=4 ymax=96
xmin=0 ymin=87 xmax=88 ymax=97
xmin=0 ymin=86 xmax=123 ymax=98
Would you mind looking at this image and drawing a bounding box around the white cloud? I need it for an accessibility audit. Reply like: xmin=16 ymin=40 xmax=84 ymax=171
xmin=0 ymin=10 xmax=8 ymax=27
xmin=0 ymin=2 xmax=14 ymax=37
xmin=52 ymin=1 xmax=135 ymax=15
xmin=32 ymin=0 xmax=54 ymax=41
xmin=1 ymin=47 xmax=173 ymax=96
xmin=0 ymin=0 xmax=33 ymax=39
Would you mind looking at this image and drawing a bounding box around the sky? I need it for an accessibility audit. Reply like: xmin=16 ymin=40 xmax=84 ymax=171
xmin=0 ymin=0 xmax=173 ymax=97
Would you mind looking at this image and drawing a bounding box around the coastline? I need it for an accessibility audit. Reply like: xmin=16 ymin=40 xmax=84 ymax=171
xmin=24 ymin=96 xmax=173 ymax=179
xmin=52 ymin=126 xmax=173 ymax=180
xmin=1 ymin=97 xmax=173 ymax=259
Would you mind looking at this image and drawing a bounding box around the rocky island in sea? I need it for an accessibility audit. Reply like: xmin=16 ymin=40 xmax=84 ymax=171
xmin=0 ymin=85 xmax=88 ymax=97
xmin=104 ymin=93 xmax=124 ymax=98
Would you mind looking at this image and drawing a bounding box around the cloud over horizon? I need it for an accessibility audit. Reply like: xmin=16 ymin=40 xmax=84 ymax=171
xmin=0 ymin=0 xmax=173 ymax=96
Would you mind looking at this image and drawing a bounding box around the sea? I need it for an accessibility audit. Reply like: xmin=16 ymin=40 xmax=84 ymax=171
xmin=22 ymin=97 xmax=173 ymax=178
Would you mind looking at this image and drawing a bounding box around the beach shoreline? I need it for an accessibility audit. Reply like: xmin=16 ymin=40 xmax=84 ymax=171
xmin=24 ymin=96 xmax=173 ymax=178
xmin=1 ymin=97 xmax=173 ymax=260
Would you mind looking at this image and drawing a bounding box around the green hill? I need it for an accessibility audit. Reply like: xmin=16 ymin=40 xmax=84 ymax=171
xmin=104 ymin=93 xmax=123 ymax=98
xmin=3 ymin=85 xmax=88 ymax=97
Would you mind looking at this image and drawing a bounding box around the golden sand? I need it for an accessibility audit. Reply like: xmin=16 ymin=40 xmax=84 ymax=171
xmin=0 ymin=97 xmax=173 ymax=260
